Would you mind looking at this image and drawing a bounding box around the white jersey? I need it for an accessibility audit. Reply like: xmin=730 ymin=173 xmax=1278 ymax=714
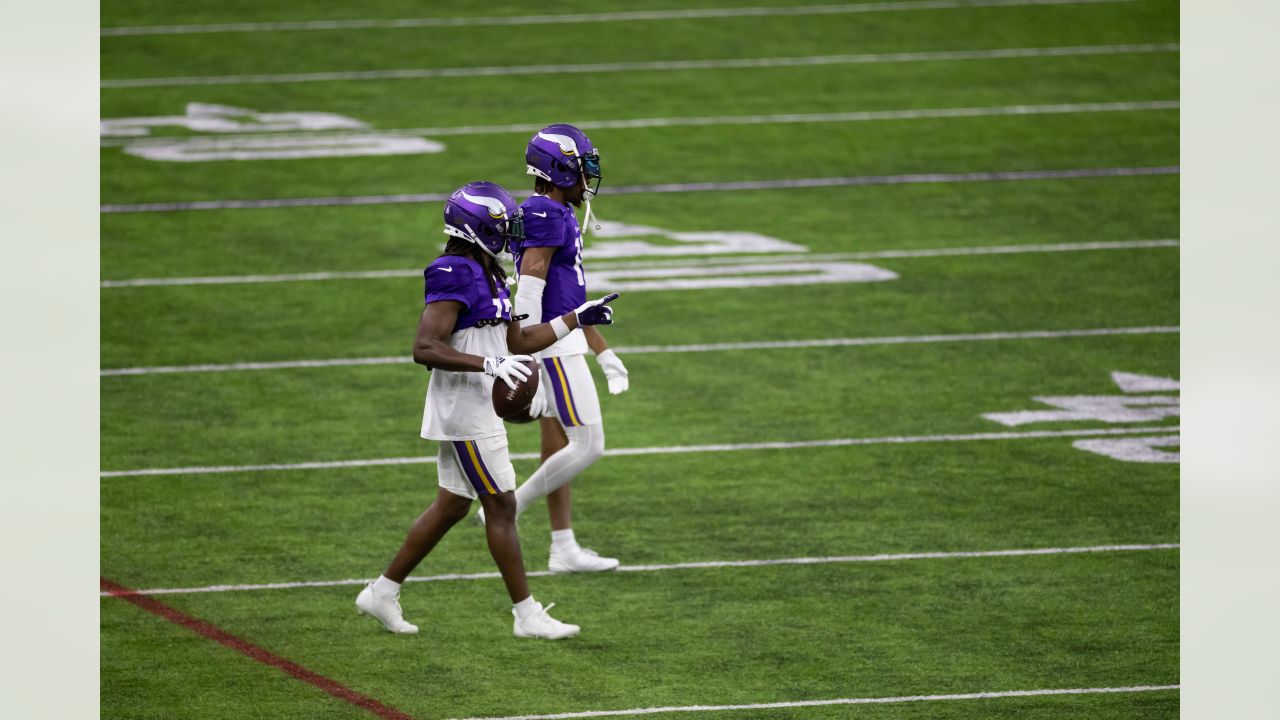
xmin=420 ymin=323 xmax=508 ymax=441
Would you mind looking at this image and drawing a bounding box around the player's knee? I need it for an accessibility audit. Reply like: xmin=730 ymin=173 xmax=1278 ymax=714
xmin=484 ymin=492 xmax=517 ymax=524
xmin=568 ymin=424 xmax=605 ymax=464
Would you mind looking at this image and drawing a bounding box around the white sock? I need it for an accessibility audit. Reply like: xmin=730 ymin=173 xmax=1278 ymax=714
xmin=372 ymin=575 xmax=401 ymax=596
xmin=551 ymin=528 xmax=577 ymax=552
xmin=513 ymin=595 xmax=539 ymax=620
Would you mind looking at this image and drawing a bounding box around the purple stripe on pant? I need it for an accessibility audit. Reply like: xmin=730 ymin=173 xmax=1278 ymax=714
xmin=451 ymin=441 xmax=497 ymax=495
xmin=543 ymin=357 xmax=582 ymax=427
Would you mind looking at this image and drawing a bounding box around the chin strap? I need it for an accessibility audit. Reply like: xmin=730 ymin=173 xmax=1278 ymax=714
xmin=581 ymin=198 xmax=601 ymax=236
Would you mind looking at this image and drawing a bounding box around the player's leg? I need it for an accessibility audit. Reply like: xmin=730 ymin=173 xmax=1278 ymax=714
xmin=515 ymin=354 xmax=605 ymax=514
xmin=516 ymin=354 xmax=618 ymax=573
xmin=465 ymin=435 xmax=580 ymax=639
xmin=356 ymin=442 xmax=475 ymax=635
xmin=477 ymin=489 xmax=529 ymax=602
xmin=383 ymin=486 xmax=472 ymax=583
xmin=542 ymin=416 xmax=572 ymax=531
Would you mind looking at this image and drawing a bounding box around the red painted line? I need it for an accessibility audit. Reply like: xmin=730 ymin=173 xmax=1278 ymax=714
xmin=101 ymin=577 xmax=415 ymax=720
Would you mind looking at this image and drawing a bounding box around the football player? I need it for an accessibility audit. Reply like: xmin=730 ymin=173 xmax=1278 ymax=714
xmin=356 ymin=181 xmax=618 ymax=639
xmin=478 ymin=124 xmax=629 ymax=573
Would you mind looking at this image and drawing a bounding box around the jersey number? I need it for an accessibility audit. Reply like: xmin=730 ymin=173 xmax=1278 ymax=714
xmin=491 ymin=298 xmax=512 ymax=318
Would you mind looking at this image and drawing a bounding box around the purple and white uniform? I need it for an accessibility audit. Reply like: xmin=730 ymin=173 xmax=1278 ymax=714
xmin=418 ymin=253 xmax=519 ymax=499
xmin=512 ymin=195 xmax=602 ymax=428
xmin=513 ymin=194 xmax=588 ymax=358
xmin=419 ymin=254 xmax=513 ymax=442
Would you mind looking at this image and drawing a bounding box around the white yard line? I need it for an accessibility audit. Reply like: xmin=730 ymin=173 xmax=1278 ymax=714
xmin=98 ymin=166 xmax=1180 ymax=213
xmin=100 ymin=426 xmax=1179 ymax=478
xmin=99 ymin=239 xmax=1179 ymax=289
xmin=100 ymin=43 xmax=1178 ymax=88
xmin=449 ymin=684 xmax=1179 ymax=720
xmin=102 ymin=0 xmax=1136 ymax=37
xmin=99 ymin=542 xmax=1178 ymax=597
xmin=100 ymin=100 xmax=1180 ymax=148
xmin=101 ymin=325 xmax=1179 ymax=377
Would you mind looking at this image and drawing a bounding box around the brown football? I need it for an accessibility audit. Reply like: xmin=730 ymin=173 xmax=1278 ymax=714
xmin=491 ymin=359 xmax=539 ymax=421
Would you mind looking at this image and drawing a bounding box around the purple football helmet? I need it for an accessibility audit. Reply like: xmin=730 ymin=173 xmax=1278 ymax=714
xmin=526 ymin=124 xmax=602 ymax=197
xmin=443 ymin=181 xmax=524 ymax=257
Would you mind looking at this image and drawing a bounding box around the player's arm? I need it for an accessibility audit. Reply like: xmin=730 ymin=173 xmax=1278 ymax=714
xmin=413 ymin=301 xmax=483 ymax=371
xmin=413 ymin=301 xmax=532 ymax=389
xmin=584 ymin=326 xmax=609 ymax=354
xmin=507 ymin=293 xmax=620 ymax=355
xmin=514 ymin=246 xmax=555 ymax=330
xmin=584 ymin=326 xmax=630 ymax=395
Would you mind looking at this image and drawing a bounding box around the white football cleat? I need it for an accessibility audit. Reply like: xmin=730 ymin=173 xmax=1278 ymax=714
xmin=512 ymin=602 xmax=580 ymax=640
xmin=549 ymin=545 xmax=620 ymax=573
xmin=355 ymin=583 xmax=419 ymax=635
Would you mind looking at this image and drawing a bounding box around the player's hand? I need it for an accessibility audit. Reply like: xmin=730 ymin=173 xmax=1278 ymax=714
xmin=528 ymin=373 xmax=549 ymax=417
xmin=595 ymin=349 xmax=629 ymax=395
xmin=574 ymin=293 xmax=619 ymax=326
xmin=483 ymin=355 xmax=533 ymax=390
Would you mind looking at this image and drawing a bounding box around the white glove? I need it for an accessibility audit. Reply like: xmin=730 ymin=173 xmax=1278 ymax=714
xmin=483 ymin=355 xmax=533 ymax=390
xmin=596 ymin=349 xmax=629 ymax=395
xmin=528 ymin=372 xmax=549 ymax=417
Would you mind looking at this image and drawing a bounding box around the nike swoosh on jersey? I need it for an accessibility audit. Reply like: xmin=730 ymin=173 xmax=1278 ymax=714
xmin=531 ymin=211 xmax=548 ymax=217
xmin=436 ymin=266 xmax=454 ymax=272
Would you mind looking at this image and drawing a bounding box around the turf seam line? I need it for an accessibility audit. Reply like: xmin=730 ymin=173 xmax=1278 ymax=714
xmin=100 ymin=100 xmax=1179 ymax=148
xmin=101 ymin=43 xmax=1178 ymax=88
xmin=99 ymin=577 xmax=415 ymax=720
xmin=100 ymin=543 xmax=1179 ymax=597
xmin=99 ymin=166 xmax=1179 ymax=213
xmin=99 ymin=239 xmax=1179 ymax=289
xmin=102 ymin=0 xmax=1137 ymax=37
xmin=100 ymin=425 xmax=1179 ymax=478
xmin=101 ymin=325 xmax=1179 ymax=376
xmin=447 ymin=684 xmax=1180 ymax=720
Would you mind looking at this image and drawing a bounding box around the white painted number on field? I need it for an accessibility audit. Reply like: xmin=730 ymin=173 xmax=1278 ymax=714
xmin=577 ymin=217 xmax=894 ymax=290
xmin=583 ymin=219 xmax=807 ymax=258
xmin=1072 ymin=434 xmax=1179 ymax=464
xmin=587 ymin=261 xmax=896 ymax=291
xmin=983 ymin=371 xmax=1179 ymax=463
xmin=101 ymin=103 xmax=446 ymax=162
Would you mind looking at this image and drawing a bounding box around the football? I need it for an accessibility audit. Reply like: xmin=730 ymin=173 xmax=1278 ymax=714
xmin=491 ymin=359 xmax=539 ymax=420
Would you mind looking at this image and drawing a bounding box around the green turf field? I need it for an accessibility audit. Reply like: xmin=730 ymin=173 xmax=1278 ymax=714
xmin=100 ymin=0 xmax=1179 ymax=717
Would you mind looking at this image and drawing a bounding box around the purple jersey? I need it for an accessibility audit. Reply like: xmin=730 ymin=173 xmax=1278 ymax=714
xmin=512 ymin=194 xmax=586 ymax=322
xmin=423 ymin=254 xmax=512 ymax=333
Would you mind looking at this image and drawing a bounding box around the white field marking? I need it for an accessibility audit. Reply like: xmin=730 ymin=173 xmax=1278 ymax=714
xmin=449 ymin=685 xmax=1180 ymax=720
xmin=98 ymin=166 xmax=1180 ymax=213
xmin=99 ymin=238 xmax=1178 ymax=289
xmin=1112 ymin=370 xmax=1180 ymax=392
xmin=1074 ymin=434 xmax=1180 ymax=463
xmin=100 ymin=43 xmax=1179 ymax=89
xmin=592 ymin=261 xmax=899 ymax=290
xmin=123 ymin=134 xmax=446 ymax=162
xmin=99 ymin=542 xmax=1178 ymax=597
xmin=584 ymin=239 xmax=1179 ymax=270
xmin=101 ymin=326 xmax=1179 ymax=377
xmin=100 ymin=100 xmax=1180 ymax=148
xmin=100 ymin=426 xmax=1178 ymax=478
xmin=101 ymin=102 xmax=368 ymax=138
xmin=101 ymin=0 xmax=1136 ymax=37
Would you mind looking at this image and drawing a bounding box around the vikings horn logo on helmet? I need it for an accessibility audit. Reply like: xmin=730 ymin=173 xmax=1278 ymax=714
xmin=459 ymin=191 xmax=508 ymax=219
xmin=537 ymin=131 xmax=580 ymax=156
